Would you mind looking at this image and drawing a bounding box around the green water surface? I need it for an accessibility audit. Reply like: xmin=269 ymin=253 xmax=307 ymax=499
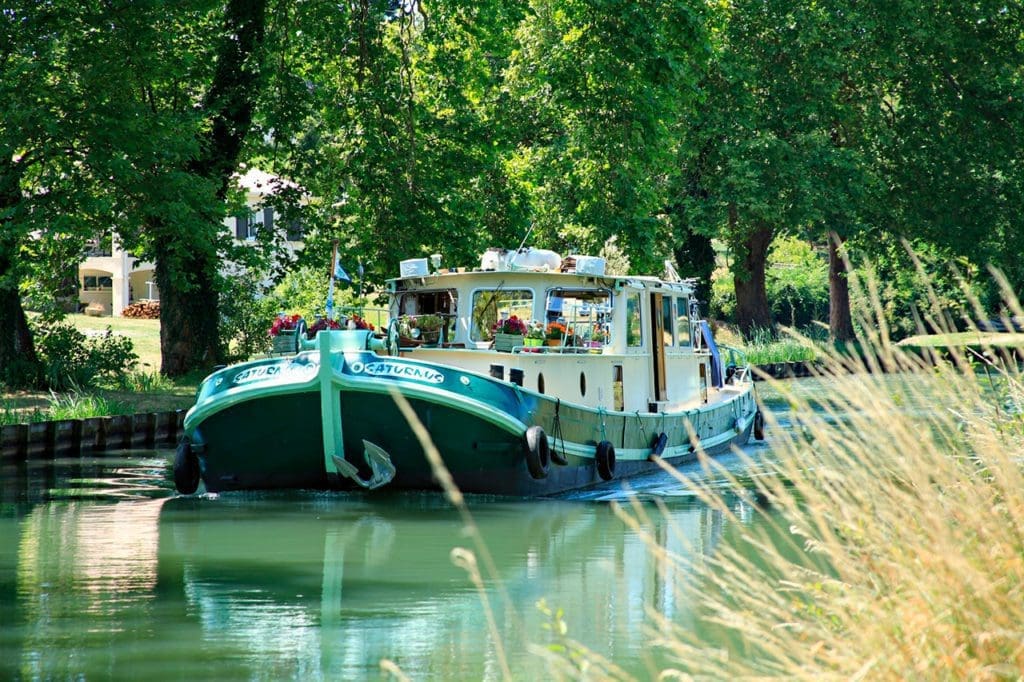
xmin=0 ymin=387 xmax=804 ymax=680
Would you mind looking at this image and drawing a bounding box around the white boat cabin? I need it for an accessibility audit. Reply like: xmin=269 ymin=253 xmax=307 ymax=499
xmin=386 ymin=250 xmax=735 ymax=415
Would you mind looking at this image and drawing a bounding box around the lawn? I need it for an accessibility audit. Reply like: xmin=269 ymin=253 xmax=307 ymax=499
xmin=1 ymin=314 xmax=200 ymax=422
xmin=69 ymin=313 xmax=164 ymax=369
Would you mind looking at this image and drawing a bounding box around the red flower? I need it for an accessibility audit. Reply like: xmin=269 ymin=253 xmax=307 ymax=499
xmin=306 ymin=317 xmax=341 ymax=338
xmin=350 ymin=314 xmax=374 ymax=331
xmin=269 ymin=313 xmax=303 ymax=337
xmin=492 ymin=315 xmax=528 ymax=335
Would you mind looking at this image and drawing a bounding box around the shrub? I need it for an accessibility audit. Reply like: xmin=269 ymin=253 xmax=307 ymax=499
xmin=219 ymin=271 xmax=278 ymax=362
xmin=31 ymin=322 xmax=138 ymax=390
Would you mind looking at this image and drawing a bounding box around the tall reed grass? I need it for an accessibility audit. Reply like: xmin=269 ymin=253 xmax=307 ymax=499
xmin=380 ymin=266 xmax=1024 ymax=680
xmin=615 ymin=272 xmax=1024 ymax=679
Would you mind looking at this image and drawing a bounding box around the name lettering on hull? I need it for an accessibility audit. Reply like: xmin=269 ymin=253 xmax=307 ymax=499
xmin=348 ymin=361 xmax=445 ymax=385
xmin=233 ymin=361 xmax=319 ymax=386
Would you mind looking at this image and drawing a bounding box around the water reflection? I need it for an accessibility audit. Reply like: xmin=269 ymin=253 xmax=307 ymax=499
xmin=0 ymin=443 xmax=777 ymax=679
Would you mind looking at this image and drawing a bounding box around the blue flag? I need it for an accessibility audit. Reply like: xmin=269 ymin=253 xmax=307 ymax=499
xmin=333 ymin=256 xmax=351 ymax=282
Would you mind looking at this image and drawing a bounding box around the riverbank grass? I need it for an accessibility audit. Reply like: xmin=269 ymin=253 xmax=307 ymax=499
xmin=627 ymin=313 xmax=1024 ymax=677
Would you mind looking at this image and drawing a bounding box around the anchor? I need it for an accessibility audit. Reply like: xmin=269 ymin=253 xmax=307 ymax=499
xmin=333 ymin=440 xmax=396 ymax=489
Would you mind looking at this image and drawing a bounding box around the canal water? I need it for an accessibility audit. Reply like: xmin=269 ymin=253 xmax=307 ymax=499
xmin=0 ymin=387 xmax=803 ymax=680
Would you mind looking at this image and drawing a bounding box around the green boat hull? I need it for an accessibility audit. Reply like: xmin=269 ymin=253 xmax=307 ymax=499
xmin=180 ymin=331 xmax=757 ymax=497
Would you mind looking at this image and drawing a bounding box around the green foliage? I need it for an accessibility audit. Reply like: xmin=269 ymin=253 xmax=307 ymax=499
xmin=505 ymin=0 xmax=708 ymax=273
xmin=218 ymin=265 xmax=369 ymax=361
xmin=31 ymin=322 xmax=138 ymax=391
xmin=267 ymin=266 xmax=340 ymax=322
xmin=116 ymin=370 xmax=175 ymax=393
xmin=218 ymin=271 xmax=280 ymax=363
xmin=742 ymin=327 xmax=822 ymax=365
xmin=713 ymin=236 xmax=828 ymax=329
xmin=0 ymin=401 xmax=46 ymax=426
xmin=766 ymin=236 xmax=828 ymax=328
xmin=855 ymin=238 xmax=984 ymax=340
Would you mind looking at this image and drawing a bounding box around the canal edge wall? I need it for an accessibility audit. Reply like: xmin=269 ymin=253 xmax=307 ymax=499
xmin=0 ymin=410 xmax=185 ymax=462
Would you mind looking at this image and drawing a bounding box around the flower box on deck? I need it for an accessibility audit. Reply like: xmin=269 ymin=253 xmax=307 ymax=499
xmin=271 ymin=330 xmax=299 ymax=354
xmin=493 ymin=332 xmax=523 ymax=352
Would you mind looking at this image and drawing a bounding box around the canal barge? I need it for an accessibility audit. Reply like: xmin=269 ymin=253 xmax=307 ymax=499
xmin=173 ymin=248 xmax=762 ymax=496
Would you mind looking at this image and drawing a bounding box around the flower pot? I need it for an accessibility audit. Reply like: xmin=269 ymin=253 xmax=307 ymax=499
xmin=494 ymin=332 xmax=523 ymax=352
xmin=544 ymin=339 xmax=562 ymax=347
xmin=272 ymin=330 xmax=299 ymax=354
xmin=419 ymin=330 xmax=440 ymax=345
xmin=524 ymin=337 xmax=543 ymax=347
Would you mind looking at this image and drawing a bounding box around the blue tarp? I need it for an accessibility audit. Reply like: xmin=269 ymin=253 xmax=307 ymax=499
xmin=699 ymin=320 xmax=724 ymax=388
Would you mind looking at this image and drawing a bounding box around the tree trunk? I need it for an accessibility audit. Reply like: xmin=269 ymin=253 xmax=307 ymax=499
xmin=154 ymin=230 xmax=223 ymax=377
xmin=0 ymin=264 xmax=40 ymax=388
xmin=156 ymin=0 xmax=266 ymax=377
xmin=0 ymin=160 xmax=41 ymax=387
xmin=828 ymin=231 xmax=855 ymax=341
xmin=733 ymin=220 xmax=774 ymax=337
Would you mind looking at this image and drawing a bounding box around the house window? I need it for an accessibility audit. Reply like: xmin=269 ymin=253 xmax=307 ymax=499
xmin=235 ymin=212 xmax=259 ymax=240
xmin=82 ymin=276 xmax=113 ymax=291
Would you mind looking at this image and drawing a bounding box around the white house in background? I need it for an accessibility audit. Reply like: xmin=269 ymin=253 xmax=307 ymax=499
xmin=78 ymin=168 xmax=303 ymax=316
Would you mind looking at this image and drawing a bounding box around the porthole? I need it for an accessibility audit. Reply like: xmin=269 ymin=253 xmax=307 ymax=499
xmin=538 ymin=373 xmax=545 ymax=394
xmin=579 ymin=372 xmax=587 ymax=397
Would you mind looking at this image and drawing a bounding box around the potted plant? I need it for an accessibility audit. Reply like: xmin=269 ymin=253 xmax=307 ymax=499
xmin=269 ymin=313 xmax=305 ymax=354
xmin=545 ymin=321 xmax=567 ymax=347
xmin=524 ymin=320 xmax=545 ymax=347
xmin=401 ymin=313 xmax=443 ymax=344
xmin=492 ymin=315 xmax=527 ymax=352
xmin=306 ymin=316 xmax=341 ymax=339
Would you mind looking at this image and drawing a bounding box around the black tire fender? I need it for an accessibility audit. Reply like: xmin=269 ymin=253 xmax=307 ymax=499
xmin=596 ymin=440 xmax=616 ymax=481
xmin=753 ymin=410 xmax=765 ymax=441
xmin=524 ymin=425 xmax=550 ymax=479
xmin=174 ymin=437 xmax=201 ymax=494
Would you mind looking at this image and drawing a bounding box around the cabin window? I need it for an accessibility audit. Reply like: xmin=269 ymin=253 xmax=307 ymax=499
xmin=626 ymin=292 xmax=643 ymax=347
xmin=546 ymin=287 xmax=612 ymax=346
xmin=675 ymin=297 xmax=691 ymax=347
xmin=662 ymin=296 xmax=675 ymax=346
xmin=397 ymin=289 xmax=458 ymax=342
xmin=471 ymin=289 xmax=533 ymax=342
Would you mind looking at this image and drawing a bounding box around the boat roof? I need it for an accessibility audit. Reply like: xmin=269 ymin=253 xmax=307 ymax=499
xmin=387 ymin=249 xmax=698 ymax=296
xmin=387 ymin=268 xmax=696 ymax=296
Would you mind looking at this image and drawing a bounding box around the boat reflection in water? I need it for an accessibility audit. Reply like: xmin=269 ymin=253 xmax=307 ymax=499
xmin=154 ymin=493 xmax=732 ymax=679
xmin=5 ymin=486 xmax=752 ymax=679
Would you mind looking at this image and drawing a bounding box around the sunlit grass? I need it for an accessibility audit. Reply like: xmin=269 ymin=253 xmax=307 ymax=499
xmin=0 ymin=392 xmax=135 ymax=424
xmin=44 ymin=392 xmax=135 ymax=420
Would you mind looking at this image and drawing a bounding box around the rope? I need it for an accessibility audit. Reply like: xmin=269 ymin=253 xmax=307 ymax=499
xmin=634 ymin=411 xmax=648 ymax=447
xmin=552 ymin=399 xmax=567 ymax=463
